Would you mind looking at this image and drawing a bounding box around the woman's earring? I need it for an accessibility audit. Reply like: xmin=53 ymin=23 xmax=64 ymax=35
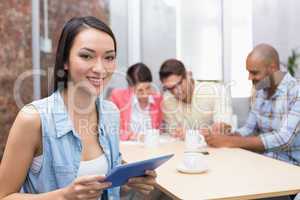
xmin=57 ymin=69 xmax=66 ymax=78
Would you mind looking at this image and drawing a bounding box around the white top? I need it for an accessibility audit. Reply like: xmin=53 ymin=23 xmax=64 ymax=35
xmin=31 ymin=154 xmax=108 ymax=177
xmin=130 ymin=95 xmax=154 ymax=134
xmin=77 ymin=155 xmax=108 ymax=200
xmin=77 ymin=154 xmax=108 ymax=177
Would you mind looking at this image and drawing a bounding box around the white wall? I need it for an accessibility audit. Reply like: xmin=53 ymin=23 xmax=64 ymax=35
xmin=253 ymin=0 xmax=300 ymax=67
xmin=141 ymin=0 xmax=177 ymax=87
xmin=108 ymin=0 xmax=128 ymax=92
xmin=178 ymin=0 xmax=222 ymax=81
xmin=109 ymin=0 xmax=176 ymax=90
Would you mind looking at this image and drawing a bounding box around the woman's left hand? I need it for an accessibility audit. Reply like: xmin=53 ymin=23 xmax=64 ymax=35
xmin=126 ymin=170 xmax=157 ymax=195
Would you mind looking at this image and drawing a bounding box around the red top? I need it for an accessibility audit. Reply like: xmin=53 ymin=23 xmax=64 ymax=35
xmin=110 ymin=88 xmax=163 ymax=141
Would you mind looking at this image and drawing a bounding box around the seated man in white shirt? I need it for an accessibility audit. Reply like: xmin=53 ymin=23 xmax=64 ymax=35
xmin=159 ymin=58 xmax=232 ymax=139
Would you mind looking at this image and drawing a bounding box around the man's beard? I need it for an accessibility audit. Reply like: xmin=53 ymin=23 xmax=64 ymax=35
xmin=253 ymin=76 xmax=271 ymax=90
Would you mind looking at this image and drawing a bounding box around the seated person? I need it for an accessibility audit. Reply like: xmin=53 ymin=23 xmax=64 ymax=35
xmin=159 ymin=58 xmax=231 ymax=139
xmin=205 ymin=43 xmax=300 ymax=166
xmin=110 ymin=63 xmax=162 ymax=141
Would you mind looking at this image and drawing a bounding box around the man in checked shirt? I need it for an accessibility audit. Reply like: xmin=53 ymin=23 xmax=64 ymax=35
xmin=204 ymin=43 xmax=300 ymax=167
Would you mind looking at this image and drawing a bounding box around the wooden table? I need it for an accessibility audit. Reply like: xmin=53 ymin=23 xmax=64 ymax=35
xmin=120 ymin=141 xmax=300 ymax=200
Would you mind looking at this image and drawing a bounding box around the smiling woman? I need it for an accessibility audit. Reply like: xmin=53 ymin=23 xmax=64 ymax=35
xmin=64 ymin=28 xmax=116 ymax=96
xmin=53 ymin=17 xmax=117 ymax=95
xmin=0 ymin=16 xmax=156 ymax=200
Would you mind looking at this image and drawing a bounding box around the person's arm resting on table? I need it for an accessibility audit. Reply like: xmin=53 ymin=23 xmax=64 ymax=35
xmin=206 ymin=95 xmax=300 ymax=153
xmin=205 ymin=108 xmax=265 ymax=152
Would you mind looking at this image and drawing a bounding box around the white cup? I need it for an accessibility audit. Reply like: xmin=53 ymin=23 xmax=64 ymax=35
xmin=185 ymin=129 xmax=206 ymax=151
xmin=231 ymin=114 xmax=238 ymax=132
xmin=142 ymin=129 xmax=160 ymax=148
xmin=183 ymin=152 xmax=206 ymax=170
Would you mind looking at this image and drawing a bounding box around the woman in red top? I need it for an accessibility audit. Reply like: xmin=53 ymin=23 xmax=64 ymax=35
xmin=110 ymin=63 xmax=163 ymax=141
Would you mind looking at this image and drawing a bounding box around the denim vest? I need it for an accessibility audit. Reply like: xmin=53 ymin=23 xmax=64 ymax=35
xmin=22 ymin=90 xmax=122 ymax=200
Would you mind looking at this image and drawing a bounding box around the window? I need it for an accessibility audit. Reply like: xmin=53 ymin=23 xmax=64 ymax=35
xmin=230 ymin=0 xmax=252 ymax=97
xmin=177 ymin=0 xmax=222 ymax=80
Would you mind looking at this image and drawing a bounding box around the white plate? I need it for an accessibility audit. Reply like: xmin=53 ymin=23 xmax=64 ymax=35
xmin=176 ymin=163 xmax=208 ymax=174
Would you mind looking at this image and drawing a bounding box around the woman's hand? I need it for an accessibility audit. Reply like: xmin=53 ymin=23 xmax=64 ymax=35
xmin=129 ymin=132 xmax=139 ymax=141
xmin=61 ymin=175 xmax=111 ymax=200
xmin=172 ymin=127 xmax=186 ymax=140
xmin=126 ymin=170 xmax=157 ymax=195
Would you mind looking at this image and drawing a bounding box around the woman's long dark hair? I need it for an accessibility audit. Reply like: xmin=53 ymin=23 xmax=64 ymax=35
xmin=53 ymin=16 xmax=117 ymax=91
xmin=126 ymin=63 xmax=153 ymax=86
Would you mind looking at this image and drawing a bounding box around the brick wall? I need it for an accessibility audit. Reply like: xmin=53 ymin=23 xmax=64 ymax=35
xmin=0 ymin=0 xmax=109 ymax=160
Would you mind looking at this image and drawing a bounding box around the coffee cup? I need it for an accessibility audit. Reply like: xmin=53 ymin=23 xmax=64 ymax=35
xmin=140 ymin=129 xmax=160 ymax=148
xmin=185 ymin=129 xmax=206 ymax=151
xmin=183 ymin=152 xmax=206 ymax=170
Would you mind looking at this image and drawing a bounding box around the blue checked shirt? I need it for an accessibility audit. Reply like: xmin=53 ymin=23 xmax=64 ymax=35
xmin=237 ymin=73 xmax=300 ymax=166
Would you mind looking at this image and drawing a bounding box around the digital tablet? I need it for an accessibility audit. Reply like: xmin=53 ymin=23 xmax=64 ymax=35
xmin=104 ymin=154 xmax=174 ymax=188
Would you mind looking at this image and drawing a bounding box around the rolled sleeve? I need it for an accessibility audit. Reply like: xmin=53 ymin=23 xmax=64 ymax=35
xmin=236 ymin=110 xmax=257 ymax=137
xmin=259 ymin=130 xmax=282 ymax=151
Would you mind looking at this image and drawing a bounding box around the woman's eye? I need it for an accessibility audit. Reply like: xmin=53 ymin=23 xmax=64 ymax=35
xmin=79 ymin=54 xmax=93 ymax=60
xmin=105 ymin=55 xmax=116 ymax=61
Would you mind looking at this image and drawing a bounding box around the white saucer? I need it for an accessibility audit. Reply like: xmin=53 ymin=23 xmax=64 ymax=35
xmin=176 ymin=163 xmax=208 ymax=174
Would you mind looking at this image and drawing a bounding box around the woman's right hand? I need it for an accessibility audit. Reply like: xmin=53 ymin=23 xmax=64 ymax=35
xmin=61 ymin=175 xmax=111 ymax=200
xmin=172 ymin=127 xmax=185 ymax=140
xmin=129 ymin=132 xmax=138 ymax=141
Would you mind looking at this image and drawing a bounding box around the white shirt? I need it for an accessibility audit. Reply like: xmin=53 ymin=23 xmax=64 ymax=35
xmin=130 ymin=95 xmax=154 ymax=134
xmin=31 ymin=154 xmax=108 ymax=177
xmin=77 ymin=154 xmax=108 ymax=177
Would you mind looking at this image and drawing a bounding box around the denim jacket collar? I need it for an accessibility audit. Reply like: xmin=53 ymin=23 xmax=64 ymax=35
xmin=53 ymin=91 xmax=73 ymax=138
xmin=53 ymin=91 xmax=107 ymax=139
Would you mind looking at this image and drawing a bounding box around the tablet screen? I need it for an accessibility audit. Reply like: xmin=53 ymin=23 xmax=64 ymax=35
xmin=104 ymin=154 xmax=174 ymax=188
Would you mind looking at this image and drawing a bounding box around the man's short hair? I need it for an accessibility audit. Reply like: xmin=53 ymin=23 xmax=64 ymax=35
xmin=159 ymin=59 xmax=186 ymax=81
